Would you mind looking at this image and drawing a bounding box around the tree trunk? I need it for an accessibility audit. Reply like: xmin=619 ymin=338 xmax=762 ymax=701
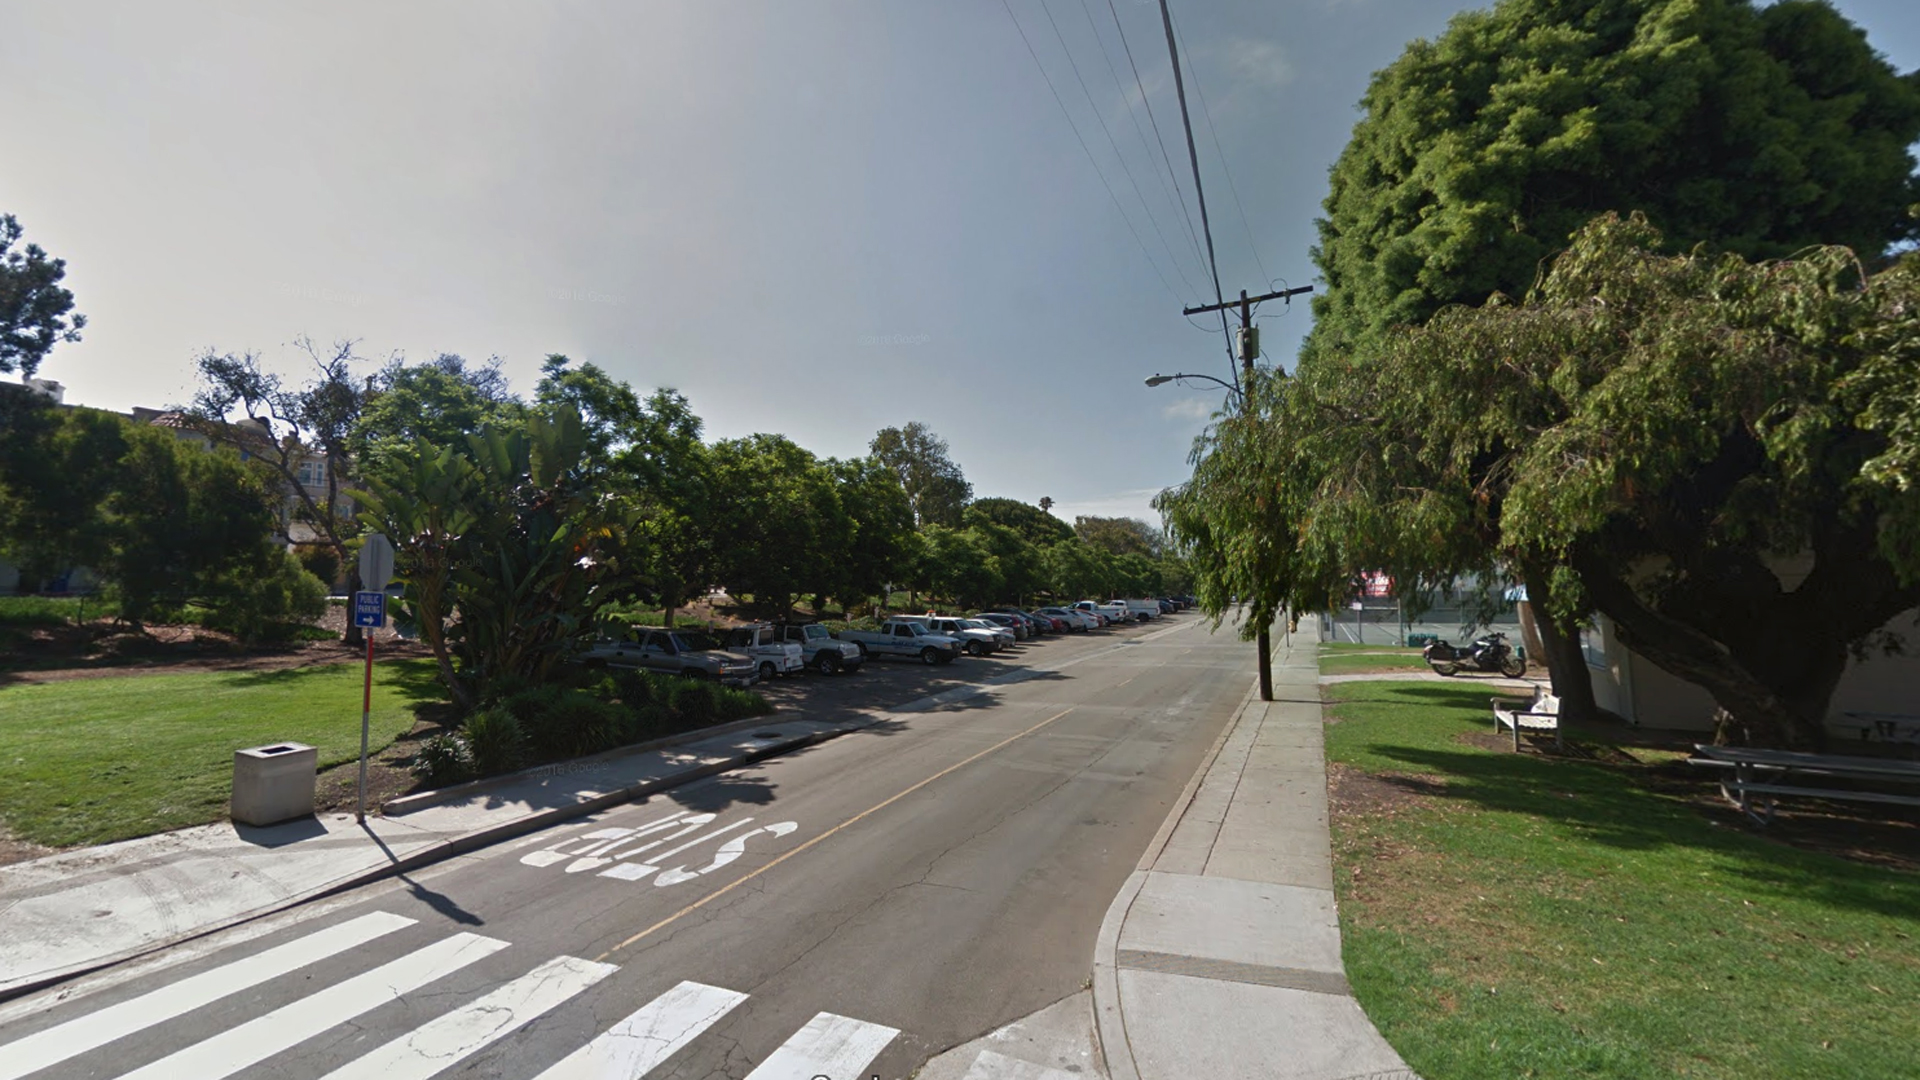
xmin=1519 ymin=563 xmax=1598 ymax=727
xmin=343 ymin=564 xmax=365 ymax=647
xmin=1573 ymin=553 xmax=1845 ymax=750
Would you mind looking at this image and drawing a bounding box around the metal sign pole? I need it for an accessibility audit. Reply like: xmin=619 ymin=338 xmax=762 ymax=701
xmin=353 ymin=534 xmax=395 ymax=826
xmin=357 ymin=633 xmax=373 ymax=823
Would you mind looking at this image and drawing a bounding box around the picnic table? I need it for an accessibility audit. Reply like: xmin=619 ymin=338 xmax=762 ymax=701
xmin=1835 ymin=712 xmax=1920 ymax=750
xmin=1686 ymin=744 xmax=1920 ymax=825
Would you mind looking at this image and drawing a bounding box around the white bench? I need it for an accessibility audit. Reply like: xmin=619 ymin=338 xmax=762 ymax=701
xmin=1492 ymin=691 xmax=1561 ymax=751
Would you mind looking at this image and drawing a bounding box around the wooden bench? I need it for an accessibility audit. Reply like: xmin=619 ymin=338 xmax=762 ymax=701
xmin=1491 ymin=691 xmax=1561 ymax=751
xmin=1686 ymin=745 xmax=1920 ymax=825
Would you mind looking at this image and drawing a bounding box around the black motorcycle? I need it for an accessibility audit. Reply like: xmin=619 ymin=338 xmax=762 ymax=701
xmin=1423 ymin=631 xmax=1526 ymax=677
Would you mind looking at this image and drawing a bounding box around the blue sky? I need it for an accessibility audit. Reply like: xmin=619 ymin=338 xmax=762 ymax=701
xmin=5 ymin=0 xmax=1918 ymax=525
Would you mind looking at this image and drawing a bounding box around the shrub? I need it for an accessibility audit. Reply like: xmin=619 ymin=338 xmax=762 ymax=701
xmin=612 ymin=668 xmax=662 ymax=710
xmin=500 ymin=685 xmax=568 ymax=727
xmin=462 ymin=706 xmax=527 ymax=777
xmin=479 ymin=672 xmax=533 ymax=710
xmin=410 ymin=731 xmax=471 ymax=786
xmin=667 ymin=679 xmax=720 ymax=727
xmin=525 ymin=689 xmax=627 ymax=761
xmin=627 ymin=703 xmax=675 ymax=742
xmin=292 ymin=543 xmax=340 ymax=588
xmin=200 ymin=550 xmax=329 ymax=642
xmin=714 ymin=684 xmax=775 ymax=722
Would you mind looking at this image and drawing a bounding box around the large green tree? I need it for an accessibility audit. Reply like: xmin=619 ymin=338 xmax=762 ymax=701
xmin=1308 ymin=0 xmax=1920 ymax=361
xmin=707 ymin=433 xmax=846 ymax=618
xmin=964 ymin=497 xmax=1074 ymax=547
xmin=1188 ymin=215 xmax=1920 ymax=749
xmin=353 ymin=353 xmax=525 ymax=486
xmin=0 ymin=214 xmax=86 ymax=379
xmin=870 ymin=422 xmax=972 ymax=528
xmin=189 ymin=337 xmax=371 ymax=639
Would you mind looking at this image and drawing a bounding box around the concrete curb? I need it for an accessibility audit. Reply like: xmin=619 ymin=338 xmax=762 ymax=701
xmin=381 ymin=710 xmax=799 ymax=816
xmin=1089 ymin=676 xmax=1261 ymax=1080
xmin=0 ymin=710 xmax=888 ymax=1006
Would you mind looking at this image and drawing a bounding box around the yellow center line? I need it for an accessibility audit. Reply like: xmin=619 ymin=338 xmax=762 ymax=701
xmin=594 ymin=706 xmax=1078 ymax=961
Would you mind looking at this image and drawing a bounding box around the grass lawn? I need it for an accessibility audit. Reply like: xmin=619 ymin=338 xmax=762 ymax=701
xmin=1324 ymin=679 xmax=1920 ymax=1080
xmin=1318 ymin=650 xmax=1435 ymax=675
xmin=0 ymin=660 xmax=442 ymax=848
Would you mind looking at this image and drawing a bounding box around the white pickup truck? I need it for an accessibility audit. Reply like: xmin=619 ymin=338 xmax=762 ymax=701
xmin=904 ymin=615 xmax=1004 ymax=657
xmin=1122 ymin=599 xmax=1162 ymax=622
xmin=772 ymin=622 xmax=866 ymax=675
xmin=721 ymin=622 xmax=806 ymax=681
xmin=835 ymin=619 xmax=963 ymax=665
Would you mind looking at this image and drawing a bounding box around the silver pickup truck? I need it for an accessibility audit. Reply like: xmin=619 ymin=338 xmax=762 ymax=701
xmin=835 ymin=619 xmax=963 ymax=665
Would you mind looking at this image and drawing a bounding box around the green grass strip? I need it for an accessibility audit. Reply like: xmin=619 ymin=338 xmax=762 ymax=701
xmin=0 ymin=660 xmax=442 ymax=847
xmin=1323 ymin=679 xmax=1920 ymax=1079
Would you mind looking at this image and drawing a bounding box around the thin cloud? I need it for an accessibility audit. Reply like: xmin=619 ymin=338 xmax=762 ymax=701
xmin=1160 ymin=397 xmax=1214 ymax=421
xmin=1221 ymin=39 xmax=1295 ymax=90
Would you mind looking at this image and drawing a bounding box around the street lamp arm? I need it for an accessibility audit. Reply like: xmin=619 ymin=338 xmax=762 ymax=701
xmin=1145 ymin=372 xmax=1241 ymax=399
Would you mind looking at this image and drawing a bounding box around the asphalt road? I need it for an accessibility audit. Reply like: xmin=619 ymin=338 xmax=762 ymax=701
xmin=0 ymin=613 xmax=1254 ymax=1080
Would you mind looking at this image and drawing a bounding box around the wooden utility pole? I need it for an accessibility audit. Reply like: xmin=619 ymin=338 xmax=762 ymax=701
xmin=1181 ymin=284 xmax=1312 ymax=701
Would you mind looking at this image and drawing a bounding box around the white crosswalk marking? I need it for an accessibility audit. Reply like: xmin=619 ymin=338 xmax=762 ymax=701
xmin=118 ymin=931 xmax=508 ymax=1080
xmin=743 ymin=1011 xmax=900 ymax=1080
xmin=319 ymin=954 xmax=617 ymax=1080
xmin=532 ymin=980 xmax=749 ymax=1080
xmin=0 ymin=911 xmax=415 ymax=1080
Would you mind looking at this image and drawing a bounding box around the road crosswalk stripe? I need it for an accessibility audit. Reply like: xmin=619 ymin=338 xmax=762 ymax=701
xmin=742 ymin=1011 xmax=900 ymax=1080
xmin=531 ymin=980 xmax=749 ymax=1079
xmin=0 ymin=911 xmax=415 ymax=1080
xmin=319 ymin=954 xmax=617 ymax=1080
xmin=118 ymin=931 xmax=508 ymax=1080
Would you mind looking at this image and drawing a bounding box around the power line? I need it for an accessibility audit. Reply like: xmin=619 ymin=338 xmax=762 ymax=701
xmin=1103 ymin=0 xmax=1209 ymax=280
xmin=1169 ymin=7 xmax=1271 ymax=288
xmin=1154 ymin=0 xmax=1237 ymax=386
xmin=1036 ymin=0 xmax=1204 ymax=302
xmin=1076 ymin=0 xmax=1209 ymax=287
xmin=1001 ymin=0 xmax=1190 ymax=305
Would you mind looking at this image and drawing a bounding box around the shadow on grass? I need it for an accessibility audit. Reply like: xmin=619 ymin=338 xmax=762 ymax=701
xmin=1331 ymin=681 xmax=1920 ymax=921
xmin=219 ymin=658 xmax=445 ymax=705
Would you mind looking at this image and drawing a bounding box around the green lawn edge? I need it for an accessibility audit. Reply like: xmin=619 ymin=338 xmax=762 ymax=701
xmin=0 ymin=660 xmax=442 ymax=847
xmin=1320 ymin=676 xmax=1920 ymax=1080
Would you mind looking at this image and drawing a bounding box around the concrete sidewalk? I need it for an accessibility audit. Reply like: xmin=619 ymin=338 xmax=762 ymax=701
xmin=0 ymin=709 xmax=870 ymax=1002
xmin=1092 ymin=616 xmax=1419 ymax=1080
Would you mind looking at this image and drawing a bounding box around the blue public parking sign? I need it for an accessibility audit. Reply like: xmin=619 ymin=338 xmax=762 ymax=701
xmin=352 ymin=590 xmax=387 ymax=628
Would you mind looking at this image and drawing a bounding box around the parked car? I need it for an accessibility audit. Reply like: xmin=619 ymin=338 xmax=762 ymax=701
xmin=962 ymin=617 xmax=1017 ymax=649
xmin=992 ymin=608 xmax=1051 ymax=636
xmin=973 ymin=612 xmax=1027 ymax=641
xmin=577 ymin=627 xmax=759 ymax=686
xmin=1096 ymin=600 xmax=1130 ymax=624
xmin=1036 ymin=606 xmax=1095 ymax=632
xmin=904 ymin=615 xmax=1003 ymax=657
xmin=771 ymin=621 xmax=865 ymax=674
xmin=1156 ymin=598 xmax=1176 ymax=614
xmin=835 ymin=619 xmax=963 ymax=664
xmin=1123 ymin=599 xmax=1162 ymax=622
xmin=721 ymin=622 xmax=806 ymax=682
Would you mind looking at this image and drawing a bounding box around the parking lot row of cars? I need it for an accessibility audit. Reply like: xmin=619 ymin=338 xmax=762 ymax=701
xmin=577 ymin=597 xmax=1196 ymax=685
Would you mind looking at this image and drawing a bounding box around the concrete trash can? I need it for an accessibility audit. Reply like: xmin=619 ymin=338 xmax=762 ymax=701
xmin=231 ymin=742 xmax=319 ymax=826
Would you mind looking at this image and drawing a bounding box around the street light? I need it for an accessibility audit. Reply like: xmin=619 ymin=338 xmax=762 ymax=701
xmin=1145 ymin=372 xmax=1242 ymax=400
